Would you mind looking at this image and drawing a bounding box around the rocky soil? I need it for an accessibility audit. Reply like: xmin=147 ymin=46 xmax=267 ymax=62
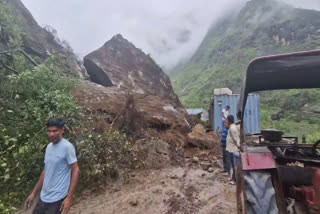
xmin=69 ymin=149 xmax=236 ymax=214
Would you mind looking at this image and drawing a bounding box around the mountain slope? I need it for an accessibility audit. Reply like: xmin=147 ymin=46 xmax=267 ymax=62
xmin=171 ymin=0 xmax=320 ymax=138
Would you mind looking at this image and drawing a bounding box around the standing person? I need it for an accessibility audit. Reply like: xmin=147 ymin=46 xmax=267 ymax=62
xmin=226 ymin=115 xmax=240 ymax=184
xmin=221 ymin=105 xmax=230 ymax=131
xmin=25 ymin=117 xmax=80 ymax=214
xmin=220 ymin=120 xmax=231 ymax=175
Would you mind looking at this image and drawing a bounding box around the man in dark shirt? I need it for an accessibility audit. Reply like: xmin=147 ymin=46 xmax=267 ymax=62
xmin=220 ymin=120 xmax=230 ymax=174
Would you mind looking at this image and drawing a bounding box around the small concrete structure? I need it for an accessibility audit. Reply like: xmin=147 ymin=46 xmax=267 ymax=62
xmin=214 ymin=88 xmax=232 ymax=95
xmin=186 ymin=108 xmax=209 ymax=121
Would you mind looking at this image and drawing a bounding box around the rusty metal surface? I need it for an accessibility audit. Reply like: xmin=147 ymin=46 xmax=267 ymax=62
xmin=241 ymin=152 xmax=276 ymax=170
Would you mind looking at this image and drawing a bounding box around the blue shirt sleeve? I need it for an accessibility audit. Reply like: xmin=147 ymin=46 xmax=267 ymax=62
xmin=66 ymin=144 xmax=77 ymax=165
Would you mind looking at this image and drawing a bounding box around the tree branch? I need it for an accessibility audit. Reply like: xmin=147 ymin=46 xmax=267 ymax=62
xmin=0 ymin=60 xmax=19 ymax=74
xmin=0 ymin=48 xmax=39 ymax=66
xmin=0 ymin=48 xmax=19 ymax=55
xmin=19 ymin=50 xmax=38 ymax=66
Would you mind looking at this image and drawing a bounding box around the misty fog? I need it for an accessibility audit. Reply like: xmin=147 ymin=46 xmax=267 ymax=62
xmin=21 ymin=0 xmax=320 ymax=70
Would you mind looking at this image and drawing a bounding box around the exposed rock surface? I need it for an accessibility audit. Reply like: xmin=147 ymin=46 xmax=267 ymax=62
xmin=187 ymin=124 xmax=220 ymax=149
xmin=84 ymin=34 xmax=183 ymax=110
xmin=5 ymin=0 xmax=86 ymax=77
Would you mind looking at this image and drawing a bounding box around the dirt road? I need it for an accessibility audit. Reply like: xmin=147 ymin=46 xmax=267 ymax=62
xmin=69 ymin=163 xmax=236 ymax=214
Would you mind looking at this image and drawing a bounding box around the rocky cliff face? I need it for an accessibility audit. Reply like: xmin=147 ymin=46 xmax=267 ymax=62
xmin=5 ymin=0 xmax=86 ymax=77
xmin=84 ymin=34 xmax=183 ymax=110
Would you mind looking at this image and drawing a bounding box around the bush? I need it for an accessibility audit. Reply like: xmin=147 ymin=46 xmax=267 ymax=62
xmin=307 ymin=133 xmax=320 ymax=144
xmin=76 ymin=129 xmax=136 ymax=187
xmin=0 ymin=57 xmax=79 ymax=211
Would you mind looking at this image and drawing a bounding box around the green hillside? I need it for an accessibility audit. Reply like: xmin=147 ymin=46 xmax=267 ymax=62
xmin=171 ymin=0 xmax=320 ymax=140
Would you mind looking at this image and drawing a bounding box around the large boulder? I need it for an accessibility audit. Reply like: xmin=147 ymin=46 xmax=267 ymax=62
xmin=84 ymin=34 xmax=183 ymax=111
xmin=187 ymin=124 xmax=220 ymax=149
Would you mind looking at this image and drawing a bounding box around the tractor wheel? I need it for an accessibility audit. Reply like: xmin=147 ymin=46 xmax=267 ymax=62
xmin=243 ymin=170 xmax=278 ymax=214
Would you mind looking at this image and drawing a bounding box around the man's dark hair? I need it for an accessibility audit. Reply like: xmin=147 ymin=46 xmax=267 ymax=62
xmin=226 ymin=105 xmax=230 ymax=109
xmin=47 ymin=117 xmax=65 ymax=128
xmin=227 ymin=115 xmax=234 ymax=124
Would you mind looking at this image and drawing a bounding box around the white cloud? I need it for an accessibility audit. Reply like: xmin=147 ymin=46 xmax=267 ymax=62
xmin=20 ymin=0 xmax=320 ymax=70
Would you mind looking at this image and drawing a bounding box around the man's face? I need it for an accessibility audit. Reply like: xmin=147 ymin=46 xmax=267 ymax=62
xmin=48 ymin=126 xmax=64 ymax=144
xmin=226 ymin=107 xmax=230 ymax=111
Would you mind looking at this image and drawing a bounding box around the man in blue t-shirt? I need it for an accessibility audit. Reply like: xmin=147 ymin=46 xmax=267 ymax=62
xmin=220 ymin=119 xmax=231 ymax=174
xmin=25 ymin=117 xmax=80 ymax=214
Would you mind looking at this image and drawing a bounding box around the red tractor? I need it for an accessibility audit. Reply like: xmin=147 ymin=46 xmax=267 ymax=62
xmin=236 ymin=50 xmax=320 ymax=214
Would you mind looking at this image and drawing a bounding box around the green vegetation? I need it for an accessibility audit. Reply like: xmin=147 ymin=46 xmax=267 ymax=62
xmin=0 ymin=57 xmax=78 ymax=212
xmin=0 ymin=1 xmax=136 ymax=212
xmin=171 ymin=0 xmax=320 ymax=140
xmin=0 ymin=57 xmax=136 ymax=213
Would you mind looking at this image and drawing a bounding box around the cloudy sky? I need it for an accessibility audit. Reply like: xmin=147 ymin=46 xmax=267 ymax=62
xmin=21 ymin=0 xmax=320 ymax=70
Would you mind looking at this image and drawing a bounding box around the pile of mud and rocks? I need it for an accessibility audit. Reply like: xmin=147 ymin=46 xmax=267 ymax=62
xmin=66 ymin=35 xmax=237 ymax=214
xmin=8 ymin=0 xmax=221 ymax=170
xmin=69 ymin=150 xmax=237 ymax=214
xmin=71 ymin=34 xmax=222 ymax=169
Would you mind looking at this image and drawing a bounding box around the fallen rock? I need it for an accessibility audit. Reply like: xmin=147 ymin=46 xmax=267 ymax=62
xmin=129 ymin=199 xmax=139 ymax=206
xmin=192 ymin=156 xmax=200 ymax=163
xmin=83 ymin=34 xmax=183 ymax=111
xmin=170 ymin=175 xmax=179 ymax=179
xmin=187 ymin=124 xmax=220 ymax=149
xmin=112 ymin=187 xmax=121 ymax=193
xmin=208 ymin=167 xmax=214 ymax=173
xmin=200 ymin=161 xmax=212 ymax=171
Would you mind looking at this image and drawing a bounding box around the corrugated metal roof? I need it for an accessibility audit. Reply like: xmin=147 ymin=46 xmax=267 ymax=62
xmin=187 ymin=108 xmax=209 ymax=121
xmin=212 ymin=94 xmax=260 ymax=134
xmin=186 ymin=108 xmax=206 ymax=115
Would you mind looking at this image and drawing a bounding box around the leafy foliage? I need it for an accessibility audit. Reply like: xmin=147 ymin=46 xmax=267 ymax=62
xmin=0 ymin=57 xmax=137 ymax=213
xmin=0 ymin=57 xmax=78 ymax=211
xmin=76 ymin=129 xmax=136 ymax=186
xmin=0 ymin=0 xmax=23 ymax=48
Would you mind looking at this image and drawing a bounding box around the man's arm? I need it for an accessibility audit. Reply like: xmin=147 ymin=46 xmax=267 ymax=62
xmin=61 ymin=162 xmax=80 ymax=213
xmin=230 ymin=125 xmax=240 ymax=149
xmin=67 ymin=162 xmax=80 ymax=199
xmin=222 ymin=109 xmax=226 ymax=119
xmin=25 ymin=170 xmax=45 ymax=209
